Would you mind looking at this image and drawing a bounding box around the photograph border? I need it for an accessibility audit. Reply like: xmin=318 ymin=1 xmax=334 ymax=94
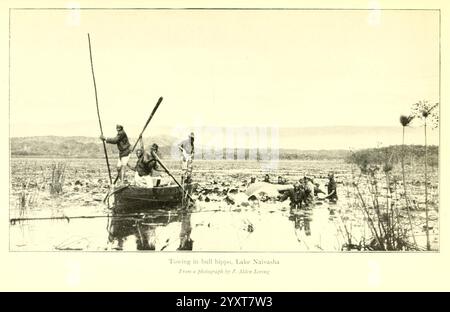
xmin=8 ymin=6 xmax=442 ymax=254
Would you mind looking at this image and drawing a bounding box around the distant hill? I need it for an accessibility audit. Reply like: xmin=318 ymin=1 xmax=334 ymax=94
xmin=10 ymin=135 xmax=177 ymax=159
xmin=10 ymin=136 xmax=438 ymax=163
xmin=11 ymin=125 xmax=439 ymax=150
xmin=10 ymin=136 xmax=350 ymax=160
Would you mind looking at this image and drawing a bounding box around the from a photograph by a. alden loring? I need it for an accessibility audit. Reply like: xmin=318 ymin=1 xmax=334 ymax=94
xmin=9 ymin=8 xmax=439 ymax=252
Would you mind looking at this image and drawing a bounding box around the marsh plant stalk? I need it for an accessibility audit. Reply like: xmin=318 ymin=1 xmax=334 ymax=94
xmin=368 ymin=175 xmax=386 ymax=241
xmin=384 ymin=172 xmax=395 ymax=249
xmin=354 ymin=182 xmax=383 ymax=249
xmin=424 ymin=118 xmax=430 ymax=250
xmin=401 ymin=126 xmax=417 ymax=247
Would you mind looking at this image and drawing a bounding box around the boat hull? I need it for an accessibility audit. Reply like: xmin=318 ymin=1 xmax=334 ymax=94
xmin=112 ymin=185 xmax=183 ymax=212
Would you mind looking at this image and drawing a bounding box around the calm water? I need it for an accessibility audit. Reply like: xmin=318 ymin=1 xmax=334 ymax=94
xmin=10 ymin=202 xmax=348 ymax=251
xmin=9 ymin=158 xmax=439 ymax=251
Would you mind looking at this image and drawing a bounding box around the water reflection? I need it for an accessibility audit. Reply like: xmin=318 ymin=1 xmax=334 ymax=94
xmin=289 ymin=208 xmax=312 ymax=236
xmin=178 ymin=210 xmax=193 ymax=250
xmin=106 ymin=208 xmax=193 ymax=251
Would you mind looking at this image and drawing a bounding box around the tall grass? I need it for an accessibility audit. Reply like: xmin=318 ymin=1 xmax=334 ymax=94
xmin=412 ymin=100 xmax=439 ymax=251
xmin=399 ymin=115 xmax=417 ymax=247
xmin=424 ymin=116 xmax=430 ymax=250
xmin=17 ymin=179 xmax=40 ymax=216
xmin=349 ymin=154 xmax=417 ymax=251
xmin=16 ymin=162 xmax=45 ymax=216
xmin=50 ymin=162 xmax=66 ymax=195
xmin=345 ymin=100 xmax=439 ymax=251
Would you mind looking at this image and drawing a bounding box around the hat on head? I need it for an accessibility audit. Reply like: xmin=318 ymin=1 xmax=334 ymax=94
xmin=116 ymin=124 xmax=123 ymax=130
xmin=151 ymin=143 xmax=159 ymax=150
xmin=189 ymin=132 xmax=195 ymax=138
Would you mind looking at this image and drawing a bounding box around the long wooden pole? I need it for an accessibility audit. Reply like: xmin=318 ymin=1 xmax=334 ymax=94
xmin=88 ymin=33 xmax=112 ymax=184
xmin=10 ymin=213 xmax=168 ymax=224
xmin=151 ymin=151 xmax=195 ymax=203
xmin=130 ymin=97 xmax=164 ymax=154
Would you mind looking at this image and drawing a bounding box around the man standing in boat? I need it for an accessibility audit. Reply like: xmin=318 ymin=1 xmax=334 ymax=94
xmin=100 ymin=124 xmax=131 ymax=185
xmin=128 ymin=147 xmax=151 ymax=187
xmin=178 ymin=132 xmax=195 ymax=183
xmin=128 ymin=142 xmax=161 ymax=187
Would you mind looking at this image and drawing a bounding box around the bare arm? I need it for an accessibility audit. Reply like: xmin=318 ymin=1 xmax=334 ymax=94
xmin=142 ymin=151 xmax=151 ymax=163
xmin=324 ymin=190 xmax=335 ymax=198
xmin=127 ymin=163 xmax=136 ymax=171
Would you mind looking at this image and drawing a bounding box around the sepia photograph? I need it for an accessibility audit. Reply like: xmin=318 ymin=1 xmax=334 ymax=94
xmin=8 ymin=5 xmax=440 ymax=254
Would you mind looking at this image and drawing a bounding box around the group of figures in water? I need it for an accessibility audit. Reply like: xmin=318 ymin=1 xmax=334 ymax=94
xmin=258 ymin=172 xmax=338 ymax=209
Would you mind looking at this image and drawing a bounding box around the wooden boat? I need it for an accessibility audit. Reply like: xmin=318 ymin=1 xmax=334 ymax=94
xmin=110 ymin=184 xmax=183 ymax=212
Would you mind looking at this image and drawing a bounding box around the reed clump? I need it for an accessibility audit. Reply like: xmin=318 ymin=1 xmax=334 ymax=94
xmin=17 ymin=178 xmax=41 ymax=216
xmin=345 ymin=100 xmax=439 ymax=251
xmin=50 ymin=162 xmax=67 ymax=195
xmin=348 ymin=153 xmax=418 ymax=251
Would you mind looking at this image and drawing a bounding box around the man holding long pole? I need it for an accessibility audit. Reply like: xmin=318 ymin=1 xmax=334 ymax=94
xmin=100 ymin=124 xmax=131 ymax=185
xmin=108 ymin=97 xmax=164 ymax=186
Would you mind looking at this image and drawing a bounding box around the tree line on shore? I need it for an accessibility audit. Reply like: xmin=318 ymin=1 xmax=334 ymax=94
xmin=346 ymin=145 xmax=438 ymax=167
xmin=10 ymin=136 xmax=437 ymax=163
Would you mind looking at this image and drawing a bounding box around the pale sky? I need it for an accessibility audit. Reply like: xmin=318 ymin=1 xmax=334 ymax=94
xmin=10 ymin=9 xmax=439 ymax=142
